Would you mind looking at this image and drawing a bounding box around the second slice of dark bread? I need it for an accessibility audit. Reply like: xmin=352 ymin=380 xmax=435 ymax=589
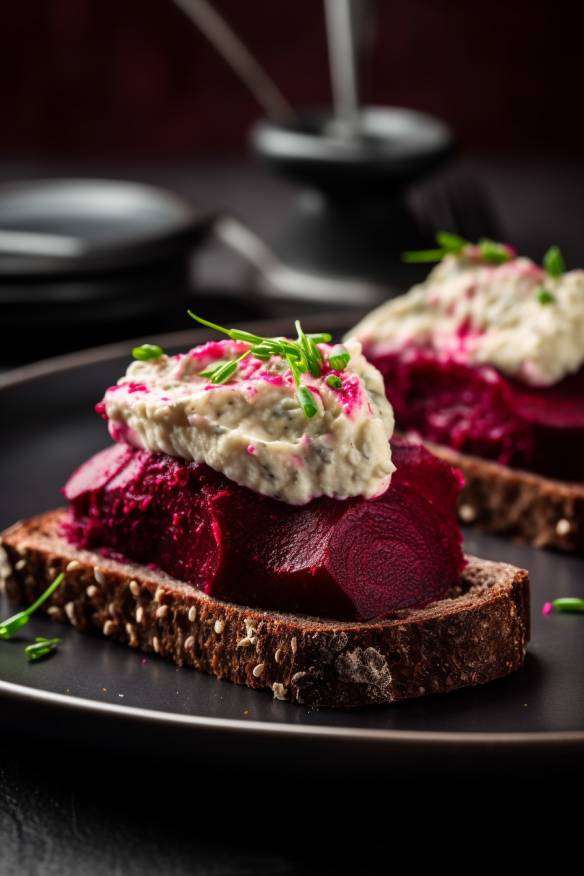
xmin=428 ymin=442 xmax=584 ymax=553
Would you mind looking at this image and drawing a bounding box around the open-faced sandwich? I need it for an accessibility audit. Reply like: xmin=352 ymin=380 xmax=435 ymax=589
xmin=1 ymin=315 xmax=529 ymax=707
xmin=349 ymin=235 xmax=584 ymax=553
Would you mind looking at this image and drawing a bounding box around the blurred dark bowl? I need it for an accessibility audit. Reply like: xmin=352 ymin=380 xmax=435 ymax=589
xmin=251 ymin=106 xmax=454 ymax=198
xmin=0 ymin=179 xmax=215 ymax=362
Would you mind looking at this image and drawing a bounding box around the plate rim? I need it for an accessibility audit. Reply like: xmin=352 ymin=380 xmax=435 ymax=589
xmin=1 ymin=678 xmax=583 ymax=749
xmin=2 ymin=319 xmax=583 ymax=750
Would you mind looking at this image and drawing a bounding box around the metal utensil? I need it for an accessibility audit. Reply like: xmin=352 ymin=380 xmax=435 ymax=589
xmin=172 ymin=0 xmax=291 ymax=121
xmin=324 ymin=0 xmax=362 ymax=138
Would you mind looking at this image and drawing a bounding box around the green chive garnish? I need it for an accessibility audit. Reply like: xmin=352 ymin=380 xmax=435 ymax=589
xmin=188 ymin=313 xmax=336 ymax=417
xmin=543 ymin=245 xmax=565 ymax=278
xmin=477 ymin=238 xmax=513 ymax=265
xmin=0 ymin=572 xmax=65 ymax=640
xmin=328 ymin=345 xmax=351 ymax=370
xmin=132 ymin=344 xmax=165 ymax=361
xmin=402 ymin=248 xmax=446 ymax=264
xmin=325 ymin=375 xmax=343 ymax=389
xmin=200 ymin=351 xmax=251 ymax=384
xmin=402 ymin=232 xmax=514 ymax=266
xmin=544 ymin=598 xmax=584 ymax=615
xmin=436 ymin=231 xmax=467 ymax=253
xmin=24 ymin=636 xmax=61 ymax=662
xmin=536 ymin=288 xmax=555 ymax=305
xmin=296 ymin=385 xmax=318 ymax=418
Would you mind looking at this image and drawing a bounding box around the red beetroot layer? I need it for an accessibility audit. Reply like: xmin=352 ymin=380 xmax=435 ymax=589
xmin=367 ymin=349 xmax=584 ymax=482
xmin=62 ymin=439 xmax=465 ymax=621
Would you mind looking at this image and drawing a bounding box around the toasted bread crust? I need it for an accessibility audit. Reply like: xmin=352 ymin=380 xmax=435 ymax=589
xmin=428 ymin=443 xmax=584 ymax=553
xmin=1 ymin=510 xmax=529 ymax=708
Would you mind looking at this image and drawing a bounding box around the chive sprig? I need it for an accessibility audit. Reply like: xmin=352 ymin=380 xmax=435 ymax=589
xmin=187 ymin=313 xmax=346 ymax=418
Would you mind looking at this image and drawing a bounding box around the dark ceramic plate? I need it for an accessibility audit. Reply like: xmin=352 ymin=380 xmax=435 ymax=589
xmin=1 ymin=317 xmax=583 ymax=770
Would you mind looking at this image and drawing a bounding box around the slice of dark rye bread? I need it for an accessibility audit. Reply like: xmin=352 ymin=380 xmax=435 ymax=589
xmin=427 ymin=442 xmax=584 ymax=554
xmin=0 ymin=510 xmax=530 ymax=709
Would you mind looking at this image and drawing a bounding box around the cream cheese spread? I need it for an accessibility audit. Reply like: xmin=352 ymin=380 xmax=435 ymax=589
xmin=101 ymin=338 xmax=395 ymax=505
xmin=349 ymin=255 xmax=584 ymax=386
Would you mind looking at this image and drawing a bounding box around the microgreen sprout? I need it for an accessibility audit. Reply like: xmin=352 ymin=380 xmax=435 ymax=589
xmin=24 ymin=636 xmax=61 ymax=662
xmin=402 ymin=232 xmax=514 ymax=266
xmin=543 ymin=245 xmax=565 ymax=278
xmin=0 ymin=572 xmax=65 ymax=640
xmin=132 ymin=344 xmax=165 ymax=361
xmin=536 ymin=287 xmax=555 ymax=305
xmin=187 ymin=312 xmax=343 ymax=418
xmin=543 ymin=597 xmax=584 ymax=616
xmin=328 ymin=345 xmax=351 ymax=370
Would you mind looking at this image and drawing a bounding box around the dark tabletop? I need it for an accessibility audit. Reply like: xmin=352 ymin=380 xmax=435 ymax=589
xmin=1 ymin=156 xmax=583 ymax=875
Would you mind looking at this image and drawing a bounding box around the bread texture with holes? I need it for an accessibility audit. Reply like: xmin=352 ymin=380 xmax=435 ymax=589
xmin=1 ymin=510 xmax=529 ymax=708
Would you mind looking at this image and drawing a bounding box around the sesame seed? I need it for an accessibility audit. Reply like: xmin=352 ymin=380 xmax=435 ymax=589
xmin=103 ymin=620 xmax=115 ymax=636
xmin=214 ymin=619 xmax=225 ymax=635
xmin=66 ymin=560 xmax=82 ymax=572
xmin=272 ymin=683 xmax=287 ymax=700
xmin=129 ymin=580 xmax=140 ymax=597
xmin=188 ymin=606 xmax=197 ymax=622
xmin=136 ymin=606 xmax=144 ymax=623
xmin=154 ymin=587 xmax=164 ymax=603
xmin=275 ymin=648 xmax=283 ymax=663
xmin=184 ymin=636 xmax=195 ymax=651
xmin=47 ymin=606 xmax=61 ymax=619
xmin=244 ymin=618 xmax=257 ymax=637
xmin=291 ymin=672 xmax=306 ymax=684
xmin=86 ymin=584 xmax=98 ymax=598
xmin=236 ymin=636 xmax=253 ymax=648
xmin=252 ymin=663 xmax=265 ymax=677
xmin=556 ymin=518 xmax=571 ymax=536
xmin=152 ymin=636 xmax=160 ymax=653
xmin=65 ymin=602 xmax=76 ymax=624
xmin=94 ymin=568 xmax=107 ymax=586
xmin=15 ymin=559 xmax=26 ymax=571
xmin=107 ymin=602 xmax=116 ymax=616
xmin=16 ymin=545 xmax=27 ymax=557
xmin=156 ymin=605 xmax=169 ymax=620
xmin=125 ymin=623 xmax=134 ymax=637
xmin=459 ymin=504 xmax=477 ymax=523
xmin=291 ymin=637 xmax=297 ymax=655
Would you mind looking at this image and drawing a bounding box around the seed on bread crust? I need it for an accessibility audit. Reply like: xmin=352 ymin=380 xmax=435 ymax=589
xmin=272 ymin=683 xmax=287 ymax=700
xmin=556 ymin=518 xmax=571 ymax=536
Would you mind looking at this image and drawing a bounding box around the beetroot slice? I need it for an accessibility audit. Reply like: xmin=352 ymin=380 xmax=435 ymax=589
xmin=369 ymin=349 xmax=584 ymax=481
xmin=63 ymin=439 xmax=464 ymax=621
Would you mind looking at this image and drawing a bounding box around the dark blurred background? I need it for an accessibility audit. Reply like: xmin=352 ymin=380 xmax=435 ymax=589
xmin=1 ymin=0 xmax=584 ymax=366
xmin=0 ymin=0 xmax=578 ymax=159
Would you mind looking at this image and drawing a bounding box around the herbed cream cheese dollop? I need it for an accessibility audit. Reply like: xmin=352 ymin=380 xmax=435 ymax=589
xmin=101 ymin=338 xmax=395 ymax=505
xmin=350 ymin=254 xmax=584 ymax=386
